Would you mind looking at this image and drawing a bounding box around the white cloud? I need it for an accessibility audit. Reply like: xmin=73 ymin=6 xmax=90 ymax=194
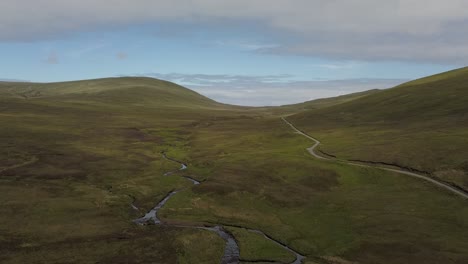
xmin=1 ymin=1 xmax=468 ymax=62
xmin=143 ymin=72 xmax=407 ymax=106
xmin=215 ymin=40 xmax=279 ymax=51
xmin=67 ymin=42 xmax=108 ymax=58
xmin=315 ymin=62 xmax=363 ymax=70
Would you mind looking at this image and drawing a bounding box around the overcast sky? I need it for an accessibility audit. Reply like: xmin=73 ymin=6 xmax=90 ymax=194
xmin=1 ymin=0 xmax=466 ymax=105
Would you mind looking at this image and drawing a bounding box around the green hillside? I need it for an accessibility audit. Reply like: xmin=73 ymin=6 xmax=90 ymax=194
xmin=0 ymin=77 xmax=227 ymax=109
xmin=0 ymin=78 xmax=244 ymax=263
xmin=282 ymin=89 xmax=381 ymax=110
xmin=257 ymin=89 xmax=381 ymax=116
xmin=289 ymin=67 xmax=468 ymax=189
xmin=1 ymin=75 xmax=468 ymax=264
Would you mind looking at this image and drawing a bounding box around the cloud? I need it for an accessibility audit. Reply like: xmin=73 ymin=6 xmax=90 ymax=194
xmin=215 ymin=40 xmax=279 ymax=51
xmin=0 ymin=78 xmax=29 ymax=82
xmin=2 ymin=1 xmax=468 ymax=63
xmin=45 ymin=51 xmax=59 ymax=64
xmin=147 ymin=73 xmax=294 ymax=86
xmin=67 ymin=42 xmax=108 ymax=58
xmin=143 ymin=72 xmax=407 ymax=106
xmin=258 ymin=30 xmax=468 ymax=63
xmin=315 ymin=62 xmax=363 ymax=70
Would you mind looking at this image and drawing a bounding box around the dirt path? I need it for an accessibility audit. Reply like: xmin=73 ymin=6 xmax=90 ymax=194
xmin=0 ymin=157 xmax=38 ymax=174
xmin=282 ymin=117 xmax=468 ymax=200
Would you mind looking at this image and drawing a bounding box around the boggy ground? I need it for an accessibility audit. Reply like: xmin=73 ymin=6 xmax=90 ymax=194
xmin=1 ymin=78 xmax=468 ymax=263
xmin=0 ymin=89 xmax=231 ymax=263
xmin=161 ymin=116 xmax=468 ymax=264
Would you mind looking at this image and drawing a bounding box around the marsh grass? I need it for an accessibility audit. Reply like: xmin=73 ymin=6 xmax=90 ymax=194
xmin=1 ymin=76 xmax=468 ymax=263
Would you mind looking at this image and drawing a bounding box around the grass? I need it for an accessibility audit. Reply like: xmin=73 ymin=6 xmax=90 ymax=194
xmin=289 ymin=67 xmax=468 ymax=189
xmin=160 ymin=116 xmax=468 ymax=263
xmin=225 ymin=227 xmax=296 ymax=263
xmin=0 ymin=78 xmax=237 ymax=263
xmin=1 ymin=75 xmax=468 ymax=263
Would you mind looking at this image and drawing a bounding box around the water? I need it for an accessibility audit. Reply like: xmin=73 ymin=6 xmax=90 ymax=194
xmin=132 ymin=152 xmax=303 ymax=264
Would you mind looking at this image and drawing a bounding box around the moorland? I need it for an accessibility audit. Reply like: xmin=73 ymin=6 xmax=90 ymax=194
xmin=1 ymin=68 xmax=468 ymax=264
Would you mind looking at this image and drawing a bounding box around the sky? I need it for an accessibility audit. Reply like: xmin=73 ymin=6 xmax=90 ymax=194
xmin=1 ymin=1 xmax=466 ymax=106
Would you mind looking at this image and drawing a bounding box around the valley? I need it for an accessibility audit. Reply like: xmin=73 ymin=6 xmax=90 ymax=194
xmin=1 ymin=69 xmax=468 ymax=264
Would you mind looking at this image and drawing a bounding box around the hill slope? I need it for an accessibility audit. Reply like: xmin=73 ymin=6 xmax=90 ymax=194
xmin=289 ymin=67 xmax=468 ymax=189
xmin=1 ymin=76 xmax=468 ymax=264
xmin=0 ymin=77 xmax=251 ymax=263
xmin=282 ymin=89 xmax=381 ymax=110
xmin=256 ymin=89 xmax=380 ymax=116
xmin=0 ymin=77 xmax=229 ymax=109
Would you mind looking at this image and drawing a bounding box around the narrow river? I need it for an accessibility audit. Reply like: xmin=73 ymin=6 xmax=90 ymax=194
xmin=132 ymin=152 xmax=305 ymax=264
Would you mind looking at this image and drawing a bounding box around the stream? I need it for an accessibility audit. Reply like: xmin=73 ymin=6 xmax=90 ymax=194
xmin=133 ymin=190 xmax=179 ymax=225
xmin=248 ymin=229 xmax=305 ymax=264
xmin=132 ymin=152 xmax=305 ymax=264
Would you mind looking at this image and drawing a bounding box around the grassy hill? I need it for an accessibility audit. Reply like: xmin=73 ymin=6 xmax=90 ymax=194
xmin=289 ymin=67 xmax=468 ymax=189
xmin=1 ymin=76 xmax=468 ymax=264
xmin=256 ymin=89 xmax=380 ymax=116
xmin=0 ymin=77 xmax=230 ymax=109
xmin=281 ymin=89 xmax=381 ymax=110
xmin=0 ymin=77 xmax=242 ymax=263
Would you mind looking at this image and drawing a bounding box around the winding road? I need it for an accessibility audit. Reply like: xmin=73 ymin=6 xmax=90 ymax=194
xmin=282 ymin=117 xmax=468 ymax=200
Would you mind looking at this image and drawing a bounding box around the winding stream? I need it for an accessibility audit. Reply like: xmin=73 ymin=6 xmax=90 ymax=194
xmin=183 ymin=176 xmax=201 ymax=185
xmin=200 ymin=226 xmax=241 ymax=264
xmin=133 ymin=190 xmax=179 ymax=225
xmin=131 ymin=117 xmax=468 ymax=263
xmin=133 ymin=153 xmax=240 ymax=264
xmin=162 ymin=153 xmax=188 ymax=176
xmin=132 ymin=152 xmax=305 ymax=264
xmin=128 ymin=195 xmax=140 ymax=211
xmin=247 ymin=229 xmax=305 ymax=264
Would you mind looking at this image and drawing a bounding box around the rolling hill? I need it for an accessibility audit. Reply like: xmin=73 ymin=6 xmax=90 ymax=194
xmin=0 ymin=77 xmax=250 ymax=263
xmin=1 ymin=74 xmax=468 ymax=264
xmin=281 ymin=89 xmax=381 ymax=110
xmin=289 ymin=66 xmax=468 ymax=190
xmin=256 ymin=89 xmax=381 ymax=116
xmin=0 ymin=77 xmax=230 ymax=109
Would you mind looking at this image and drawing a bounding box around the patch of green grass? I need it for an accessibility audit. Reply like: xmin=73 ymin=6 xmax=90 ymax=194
xmin=225 ymin=226 xmax=296 ymax=263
